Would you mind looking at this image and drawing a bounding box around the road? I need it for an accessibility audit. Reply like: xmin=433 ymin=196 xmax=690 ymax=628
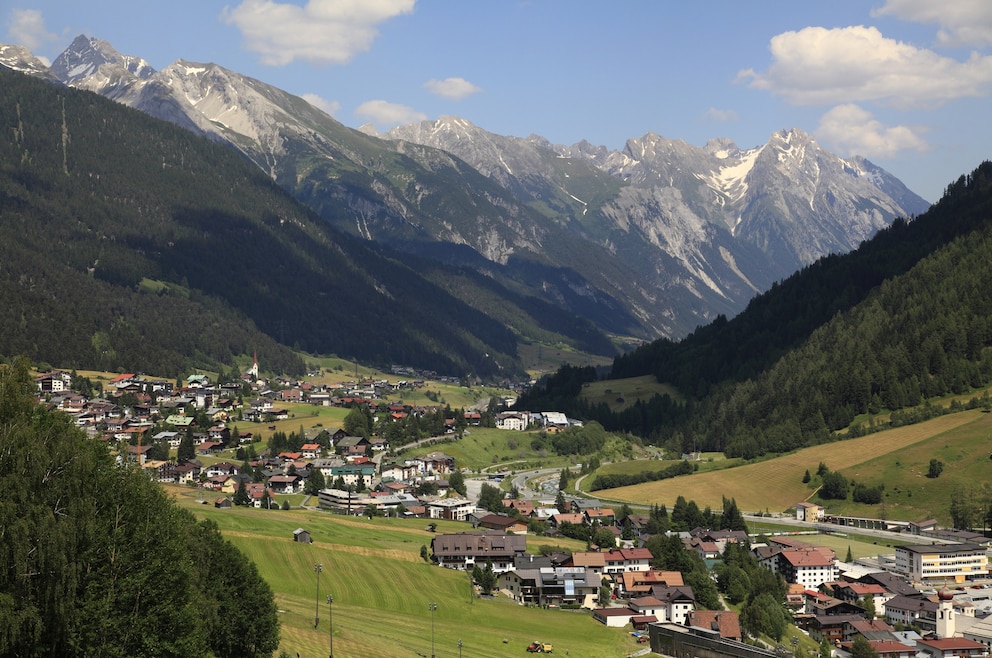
xmin=463 ymin=467 xmax=563 ymax=505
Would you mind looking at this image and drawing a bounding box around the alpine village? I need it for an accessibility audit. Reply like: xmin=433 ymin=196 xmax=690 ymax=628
xmin=6 ymin=28 xmax=992 ymax=658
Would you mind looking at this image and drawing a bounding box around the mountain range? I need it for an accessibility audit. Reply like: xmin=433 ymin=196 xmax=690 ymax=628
xmin=0 ymin=36 xmax=931 ymax=347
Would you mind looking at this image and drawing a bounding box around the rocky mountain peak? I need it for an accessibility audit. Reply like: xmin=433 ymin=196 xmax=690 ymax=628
xmin=51 ymin=35 xmax=154 ymax=86
xmin=0 ymin=44 xmax=57 ymax=79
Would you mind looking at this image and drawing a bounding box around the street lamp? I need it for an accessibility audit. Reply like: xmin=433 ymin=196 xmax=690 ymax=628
xmin=428 ymin=601 xmax=438 ymax=658
xmin=314 ymin=563 xmax=323 ymax=628
xmin=327 ymin=594 xmax=334 ymax=658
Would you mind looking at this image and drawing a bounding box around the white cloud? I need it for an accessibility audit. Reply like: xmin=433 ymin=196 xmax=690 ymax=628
xmin=354 ymin=100 xmax=426 ymax=128
xmin=872 ymin=0 xmax=992 ymax=47
xmin=5 ymin=8 xmax=58 ymax=54
xmin=423 ymin=77 xmax=482 ymax=100
xmin=815 ymin=104 xmax=928 ymax=159
xmin=221 ymin=0 xmax=415 ymax=66
xmin=300 ymin=93 xmax=341 ymax=117
xmin=738 ymin=25 xmax=992 ymax=108
xmin=702 ymin=107 xmax=739 ymax=123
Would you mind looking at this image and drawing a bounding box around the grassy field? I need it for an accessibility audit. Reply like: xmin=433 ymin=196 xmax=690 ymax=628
xmin=579 ymin=374 xmax=683 ymax=412
xmin=165 ymin=485 xmax=636 ymax=658
xmin=517 ymin=342 xmax=613 ymax=378
xmin=592 ymin=411 xmax=984 ymax=517
xmin=396 ymin=427 xmax=580 ymax=473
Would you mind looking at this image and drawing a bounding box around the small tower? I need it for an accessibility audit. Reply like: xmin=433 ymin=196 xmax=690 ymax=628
xmin=936 ymin=585 xmax=955 ymax=638
xmin=249 ymin=350 xmax=259 ymax=379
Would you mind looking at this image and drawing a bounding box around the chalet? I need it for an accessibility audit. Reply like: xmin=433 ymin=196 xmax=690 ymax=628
xmin=549 ymin=513 xmax=586 ymax=529
xmin=141 ymin=460 xmax=171 ymax=482
xmin=686 ymin=536 xmax=722 ymax=560
xmin=884 ymin=595 xmax=938 ymax=631
xmin=165 ymin=415 xmax=195 ymax=428
xmin=495 ymin=411 xmax=530 ymax=431
xmin=568 ymin=498 xmax=602 ymax=514
xmin=173 ymin=461 xmax=200 ymax=485
xmin=205 ymin=461 xmax=238 ymax=477
xmin=125 ymin=444 xmax=152 ymax=465
xmin=329 ymin=463 xmax=376 ymax=488
xmin=499 ymin=566 xmax=601 ymax=608
xmin=618 ymin=570 xmax=684 ymax=599
xmin=584 ymin=508 xmax=616 ymax=525
xmin=300 ymin=443 xmax=322 ymax=460
xmin=206 ymin=474 xmax=236 ymax=493
xmin=431 ymin=531 xmax=527 ymax=572
xmin=214 ymin=497 xmax=232 ymax=509
xmin=649 ymin=585 xmax=696 ymax=625
xmin=807 ymin=614 xmax=866 ymax=645
xmin=418 ymin=452 xmax=455 ymax=475
xmin=602 ymin=548 xmax=653 ymax=574
xmin=208 ymin=425 xmax=230 ymax=443
xmin=36 ymin=371 xmax=72 ymax=393
xmin=380 ymin=461 xmax=418 ymax=482
xmin=689 ymin=528 xmax=749 ymax=551
xmin=334 ymin=435 xmax=369 ymax=454
xmin=568 ymin=552 xmax=607 ymax=576
xmin=847 ymin=619 xmax=897 ymax=643
xmin=475 ymin=514 xmax=528 ymax=534
xmin=196 ymin=441 xmax=223 ymax=455
xmin=247 ymin=484 xmax=277 ymax=508
xmin=267 ymin=474 xmax=301 ymax=494
xmin=154 ymin=431 xmax=181 ymax=448
xmin=502 ymin=499 xmax=536 ymax=517
xmin=834 ymin=582 xmax=892 ymax=614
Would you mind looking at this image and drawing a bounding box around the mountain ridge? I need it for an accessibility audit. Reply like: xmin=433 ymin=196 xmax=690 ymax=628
xmin=0 ymin=65 xmax=622 ymax=377
xmin=4 ymin=35 xmax=931 ymax=343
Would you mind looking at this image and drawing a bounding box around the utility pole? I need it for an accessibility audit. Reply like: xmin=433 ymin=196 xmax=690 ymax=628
xmin=428 ymin=601 xmax=437 ymax=658
xmin=327 ymin=594 xmax=334 ymax=658
xmin=314 ymin=563 xmax=322 ymax=628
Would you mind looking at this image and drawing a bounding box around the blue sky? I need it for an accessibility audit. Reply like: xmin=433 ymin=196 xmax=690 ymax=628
xmin=5 ymin=1 xmax=992 ymax=203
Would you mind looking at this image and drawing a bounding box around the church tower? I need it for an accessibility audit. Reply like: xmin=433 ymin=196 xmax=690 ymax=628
xmin=936 ymin=585 xmax=955 ymax=638
xmin=249 ymin=351 xmax=259 ymax=379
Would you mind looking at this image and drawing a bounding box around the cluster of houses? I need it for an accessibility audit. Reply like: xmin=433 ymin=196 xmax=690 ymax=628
xmin=753 ymin=529 xmax=992 ymax=658
xmin=428 ymin=496 xmax=992 ymax=658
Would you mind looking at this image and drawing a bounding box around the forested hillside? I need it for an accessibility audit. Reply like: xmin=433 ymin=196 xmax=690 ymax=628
xmin=0 ymin=359 xmax=280 ymax=657
xmin=0 ymin=67 xmax=610 ymax=377
xmin=517 ymin=162 xmax=992 ymax=454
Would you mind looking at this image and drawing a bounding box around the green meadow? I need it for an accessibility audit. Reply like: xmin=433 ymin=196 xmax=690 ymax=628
xmin=398 ymin=427 xmax=580 ymax=473
xmin=579 ymin=374 xmax=683 ymax=413
xmin=592 ymin=410 xmax=986 ymax=521
xmin=166 ymin=486 xmax=637 ymax=658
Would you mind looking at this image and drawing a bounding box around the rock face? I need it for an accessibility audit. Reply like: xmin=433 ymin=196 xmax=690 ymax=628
xmin=11 ymin=35 xmax=931 ymax=341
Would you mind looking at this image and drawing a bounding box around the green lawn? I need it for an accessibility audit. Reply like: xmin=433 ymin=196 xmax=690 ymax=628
xmin=166 ymin=486 xmax=638 ymax=657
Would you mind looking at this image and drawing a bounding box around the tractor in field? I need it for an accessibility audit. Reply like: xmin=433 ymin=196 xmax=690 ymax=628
xmin=526 ymin=641 xmax=553 ymax=653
